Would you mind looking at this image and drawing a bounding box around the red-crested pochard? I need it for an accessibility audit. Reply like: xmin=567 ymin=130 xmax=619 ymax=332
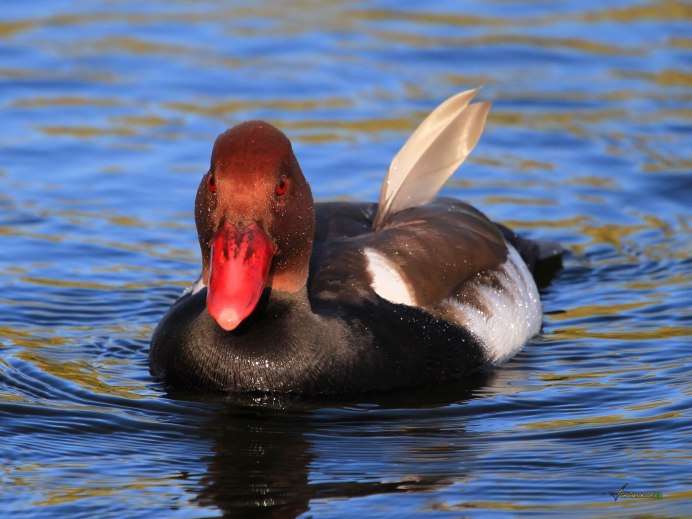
xmin=150 ymin=88 xmax=562 ymax=394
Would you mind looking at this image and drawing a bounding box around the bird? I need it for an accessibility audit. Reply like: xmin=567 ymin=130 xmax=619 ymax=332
xmin=149 ymin=88 xmax=562 ymax=394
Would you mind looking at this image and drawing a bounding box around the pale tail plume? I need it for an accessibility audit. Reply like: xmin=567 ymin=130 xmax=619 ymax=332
xmin=373 ymin=88 xmax=491 ymax=229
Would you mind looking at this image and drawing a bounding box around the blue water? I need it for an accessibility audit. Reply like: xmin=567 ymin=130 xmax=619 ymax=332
xmin=1 ymin=1 xmax=690 ymax=517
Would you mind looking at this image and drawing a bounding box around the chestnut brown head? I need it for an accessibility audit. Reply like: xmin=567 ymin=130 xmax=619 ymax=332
xmin=194 ymin=121 xmax=315 ymax=330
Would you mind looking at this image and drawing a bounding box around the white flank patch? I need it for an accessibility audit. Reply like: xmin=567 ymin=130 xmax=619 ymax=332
xmin=445 ymin=244 xmax=542 ymax=364
xmin=180 ymin=274 xmax=206 ymax=299
xmin=364 ymin=247 xmax=416 ymax=306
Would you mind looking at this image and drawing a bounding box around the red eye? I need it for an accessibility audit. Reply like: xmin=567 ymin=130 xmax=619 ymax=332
xmin=208 ymin=173 xmax=217 ymax=192
xmin=276 ymin=175 xmax=288 ymax=196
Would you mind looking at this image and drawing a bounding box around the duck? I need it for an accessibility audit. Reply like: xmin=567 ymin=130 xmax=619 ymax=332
xmin=150 ymin=88 xmax=562 ymax=394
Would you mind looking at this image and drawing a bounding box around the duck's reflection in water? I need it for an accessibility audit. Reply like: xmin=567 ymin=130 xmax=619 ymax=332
xmin=177 ymin=370 xmax=510 ymax=517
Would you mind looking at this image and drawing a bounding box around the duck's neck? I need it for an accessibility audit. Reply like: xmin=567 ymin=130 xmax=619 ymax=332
xmin=267 ymin=285 xmax=311 ymax=311
xmin=269 ymin=264 xmax=310 ymax=293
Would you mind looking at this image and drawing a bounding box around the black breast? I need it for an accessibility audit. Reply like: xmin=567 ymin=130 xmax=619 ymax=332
xmin=149 ymin=287 xmax=487 ymax=394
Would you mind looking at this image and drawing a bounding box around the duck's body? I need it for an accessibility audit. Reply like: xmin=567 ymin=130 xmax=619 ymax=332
xmin=150 ymin=89 xmax=561 ymax=394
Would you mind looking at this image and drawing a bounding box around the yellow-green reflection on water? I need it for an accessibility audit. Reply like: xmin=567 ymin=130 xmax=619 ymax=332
xmin=522 ymin=411 xmax=681 ymax=431
xmin=18 ymin=350 xmax=146 ymax=401
xmin=165 ymin=97 xmax=353 ymax=117
xmin=12 ymin=95 xmax=124 ymax=108
xmin=550 ymin=325 xmax=690 ymax=341
xmin=36 ymin=125 xmax=136 ymax=138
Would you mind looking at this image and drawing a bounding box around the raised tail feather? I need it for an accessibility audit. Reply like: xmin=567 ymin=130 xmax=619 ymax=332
xmin=373 ymin=88 xmax=491 ymax=230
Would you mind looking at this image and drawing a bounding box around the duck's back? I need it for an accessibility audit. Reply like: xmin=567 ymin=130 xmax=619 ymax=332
xmin=309 ymin=199 xmax=558 ymax=365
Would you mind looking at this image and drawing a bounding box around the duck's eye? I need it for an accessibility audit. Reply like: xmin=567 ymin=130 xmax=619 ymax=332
xmin=275 ymin=175 xmax=288 ymax=196
xmin=208 ymin=173 xmax=217 ymax=193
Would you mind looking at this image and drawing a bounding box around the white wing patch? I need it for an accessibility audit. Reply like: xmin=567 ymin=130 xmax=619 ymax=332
xmin=364 ymin=248 xmax=416 ymax=306
xmin=445 ymin=244 xmax=541 ymax=364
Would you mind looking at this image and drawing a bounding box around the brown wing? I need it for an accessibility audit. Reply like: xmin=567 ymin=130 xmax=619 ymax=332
xmin=309 ymin=199 xmax=507 ymax=307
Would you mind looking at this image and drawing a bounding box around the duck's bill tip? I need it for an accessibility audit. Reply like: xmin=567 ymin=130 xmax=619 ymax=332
xmin=214 ymin=307 xmax=242 ymax=331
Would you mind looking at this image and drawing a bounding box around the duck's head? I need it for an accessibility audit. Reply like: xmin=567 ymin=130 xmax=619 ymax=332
xmin=195 ymin=121 xmax=315 ymax=331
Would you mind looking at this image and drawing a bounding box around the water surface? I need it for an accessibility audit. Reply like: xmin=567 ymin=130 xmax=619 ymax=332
xmin=1 ymin=1 xmax=690 ymax=517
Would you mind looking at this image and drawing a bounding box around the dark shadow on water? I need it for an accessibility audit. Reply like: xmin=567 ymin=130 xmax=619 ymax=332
xmin=165 ymin=371 xmax=496 ymax=517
